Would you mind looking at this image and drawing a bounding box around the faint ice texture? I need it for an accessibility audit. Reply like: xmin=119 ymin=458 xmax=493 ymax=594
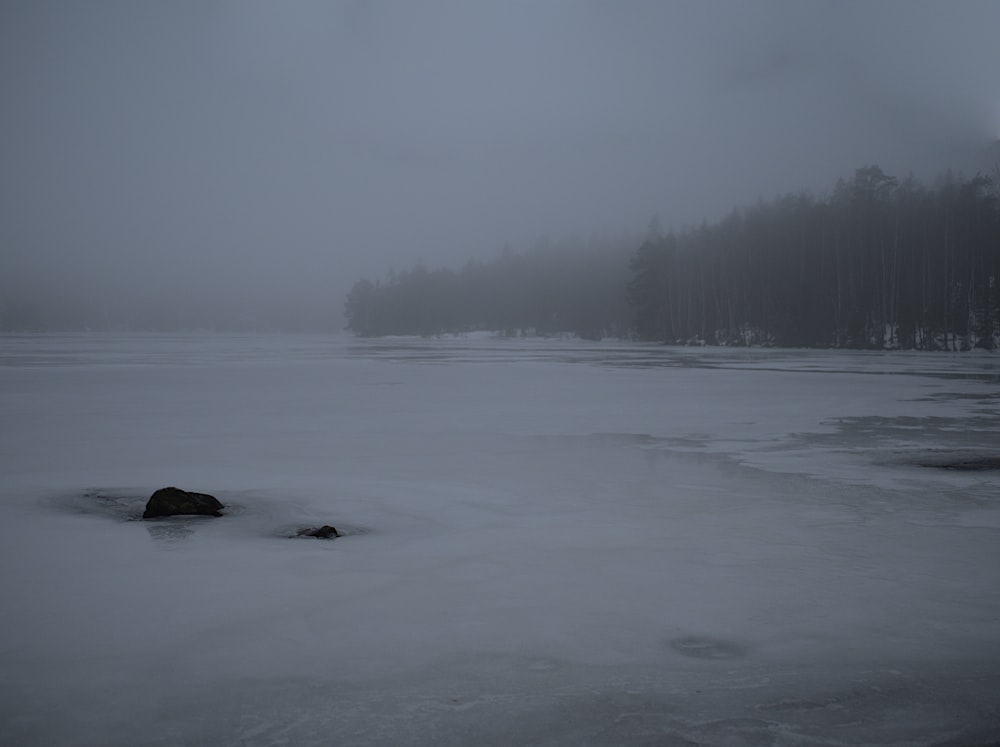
xmin=1 ymin=333 xmax=998 ymax=746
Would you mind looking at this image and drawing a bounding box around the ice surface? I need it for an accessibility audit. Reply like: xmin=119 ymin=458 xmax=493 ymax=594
xmin=1 ymin=333 xmax=998 ymax=745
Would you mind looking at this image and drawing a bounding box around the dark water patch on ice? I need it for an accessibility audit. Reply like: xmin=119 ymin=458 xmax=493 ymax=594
xmin=44 ymin=488 xmax=148 ymax=521
xmin=44 ymin=489 xmax=230 ymax=544
xmin=801 ymin=414 xmax=1000 ymax=453
xmin=873 ymin=448 xmax=1000 ymax=473
xmin=46 ymin=488 xmax=243 ymax=521
xmin=917 ymin=455 xmax=1000 ymax=471
xmin=912 ymin=389 xmax=1000 ymax=403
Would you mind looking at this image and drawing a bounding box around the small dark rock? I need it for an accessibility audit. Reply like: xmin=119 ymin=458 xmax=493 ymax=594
xmin=296 ymin=525 xmax=340 ymax=539
xmin=143 ymin=487 xmax=224 ymax=519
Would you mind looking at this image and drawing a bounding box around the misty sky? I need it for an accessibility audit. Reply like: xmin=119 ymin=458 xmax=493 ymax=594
xmin=2 ymin=0 xmax=999 ymax=327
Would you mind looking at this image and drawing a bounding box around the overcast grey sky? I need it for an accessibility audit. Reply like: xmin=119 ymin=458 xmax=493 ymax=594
xmin=2 ymin=0 xmax=999 ymax=328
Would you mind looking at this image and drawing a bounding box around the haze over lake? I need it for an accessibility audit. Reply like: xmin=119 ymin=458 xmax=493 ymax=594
xmin=3 ymin=1 xmax=999 ymax=332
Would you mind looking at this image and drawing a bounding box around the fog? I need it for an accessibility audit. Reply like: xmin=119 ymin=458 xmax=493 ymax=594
xmin=2 ymin=0 xmax=999 ymax=329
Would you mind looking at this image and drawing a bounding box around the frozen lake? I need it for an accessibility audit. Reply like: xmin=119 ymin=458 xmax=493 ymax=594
xmin=1 ymin=333 xmax=998 ymax=746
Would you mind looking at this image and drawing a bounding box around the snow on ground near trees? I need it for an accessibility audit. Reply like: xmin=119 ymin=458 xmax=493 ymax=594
xmin=1 ymin=333 xmax=998 ymax=746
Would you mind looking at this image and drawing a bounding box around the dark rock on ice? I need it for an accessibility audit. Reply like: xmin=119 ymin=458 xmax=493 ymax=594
xmin=142 ymin=487 xmax=224 ymax=519
xmin=296 ymin=525 xmax=340 ymax=539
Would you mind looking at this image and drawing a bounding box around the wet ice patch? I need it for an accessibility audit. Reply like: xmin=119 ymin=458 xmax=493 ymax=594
xmin=43 ymin=488 xmax=369 ymax=542
xmin=526 ymin=658 xmax=560 ymax=672
xmin=953 ymin=509 xmax=1000 ymax=529
xmin=916 ymin=454 xmax=1000 ymax=471
xmin=144 ymin=519 xmax=200 ymax=543
xmin=44 ymin=488 xmax=148 ymax=521
xmin=273 ymin=523 xmax=372 ymax=540
xmin=669 ymin=636 xmax=747 ymax=660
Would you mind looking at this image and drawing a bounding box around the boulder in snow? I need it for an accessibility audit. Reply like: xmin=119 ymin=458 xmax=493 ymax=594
xmin=142 ymin=487 xmax=224 ymax=519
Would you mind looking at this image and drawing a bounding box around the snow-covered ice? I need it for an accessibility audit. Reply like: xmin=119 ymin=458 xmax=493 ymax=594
xmin=1 ymin=333 xmax=998 ymax=746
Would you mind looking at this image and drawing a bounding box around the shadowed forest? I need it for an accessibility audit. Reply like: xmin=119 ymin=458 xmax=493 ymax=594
xmin=346 ymin=166 xmax=1000 ymax=350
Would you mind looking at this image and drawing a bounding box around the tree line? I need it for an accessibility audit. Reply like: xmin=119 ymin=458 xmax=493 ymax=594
xmin=345 ymin=165 xmax=1000 ymax=350
xmin=344 ymin=236 xmax=636 ymax=340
